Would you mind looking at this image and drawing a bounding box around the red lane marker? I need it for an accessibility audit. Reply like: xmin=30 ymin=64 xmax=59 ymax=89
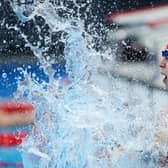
xmin=0 ymin=132 xmax=28 ymax=147
xmin=0 ymin=162 xmax=8 ymax=167
xmin=107 ymin=3 xmax=168 ymax=23
xmin=0 ymin=162 xmax=23 ymax=167
xmin=0 ymin=102 xmax=34 ymax=114
xmin=15 ymin=162 xmax=23 ymax=167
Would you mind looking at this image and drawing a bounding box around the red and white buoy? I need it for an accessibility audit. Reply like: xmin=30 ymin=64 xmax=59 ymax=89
xmin=0 ymin=101 xmax=35 ymax=168
xmin=0 ymin=102 xmax=34 ymax=127
xmin=0 ymin=132 xmax=28 ymax=148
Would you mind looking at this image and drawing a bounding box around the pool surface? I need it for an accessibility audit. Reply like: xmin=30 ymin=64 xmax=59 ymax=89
xmin=0 ymin=63 xmax=66 ymax=167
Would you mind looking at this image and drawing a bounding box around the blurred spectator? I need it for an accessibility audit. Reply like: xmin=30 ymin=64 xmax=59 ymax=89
xmin=0 ymin=0 xmax=65 ymax=64
xmin=1 ymin=0 xmax=168 ymax=55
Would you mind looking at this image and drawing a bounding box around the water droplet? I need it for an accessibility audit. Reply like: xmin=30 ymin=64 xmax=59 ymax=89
xmin=2 ymin=73 xmax=7 ymax=79
xmin=32 ymin=73 xmax=36 ymax=77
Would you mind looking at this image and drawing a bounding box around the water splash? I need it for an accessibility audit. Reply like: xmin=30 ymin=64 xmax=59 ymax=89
xmin=3 ymin=0 xmax=168 ymax=167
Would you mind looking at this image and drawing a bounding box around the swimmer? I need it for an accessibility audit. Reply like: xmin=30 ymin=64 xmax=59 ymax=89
xmin=153 ymin=46 xmax=168 ymax=166
xmin=153 ymin=48 xmax=168 ymax=143
xmin=0 ymin=102 xmax=34 ymax=127
xmin=160 ymin=51 xmax=168 ymax=89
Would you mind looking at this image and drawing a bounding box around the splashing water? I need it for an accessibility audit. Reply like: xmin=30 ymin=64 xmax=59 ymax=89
xmin=3 ymin=0 xmax=168 ymax=167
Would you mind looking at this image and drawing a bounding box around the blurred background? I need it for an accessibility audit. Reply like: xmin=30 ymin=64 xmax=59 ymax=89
xmin=1 ymin=0 xmax=168 ymax=95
